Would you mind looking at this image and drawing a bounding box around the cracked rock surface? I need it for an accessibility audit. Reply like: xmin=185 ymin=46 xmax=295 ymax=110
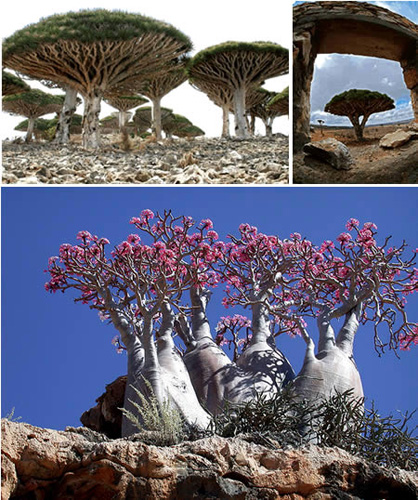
xmin=2 ymin=420 xmax=417 ymax=499
xmin=2 ymin=136 xmax=289 ymax=185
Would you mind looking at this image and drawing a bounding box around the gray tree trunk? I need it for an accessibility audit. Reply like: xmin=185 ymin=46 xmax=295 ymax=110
xmin=151 ymin=97 xmax=162 ymax=140
xmin=157 ymin=303 xmax=210 ymax=428
xmin=25 ymin=117 xmax=35 ymax=143
xmin=53 ymin=86 xmax=78 ymax=144
xmin=293 ymin=306 xmax=364 ymax=404
xmin=221 ymin=104 xmax=230 ymax=138
xmin=82 ymin=91 xmax=102 ymax=149
xmin=233 ymin=86 xmax=249 ymax=138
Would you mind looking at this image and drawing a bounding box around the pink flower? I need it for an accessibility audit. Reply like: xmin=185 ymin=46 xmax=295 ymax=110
xmin=140 ymin=209 xmax=154 ymax=220
xmin=127 ymin=234 xmax=141 ymax=245
xmin=346 ymin=218 xmax=360 ymax=231
xmin=116 ymin=241 xmax=133 ymax=256
xmin=291 ymin=232 xmax=302 ymax=240
xmin=336 ymin=232 xmax=352 ymax=245
xmin=201 ymin=218 xmax=214 ymax=229
xmin=76 ymin=230 xmax=93 ymax=241
xmin=207 ymin=230 xmax=219 ymax=240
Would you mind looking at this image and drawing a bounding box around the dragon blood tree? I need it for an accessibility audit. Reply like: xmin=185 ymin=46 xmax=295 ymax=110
xmin=3 ymin=10 xmax=192 ymax=149
xmin=103 ymin=94 xmax=148 ymax=132
xmin=324 ymin=89 xmax=395 ymax=141
xmin=3 ymin=89 xmax=64 ymax=142
xmin=188 ymin=42 xmax=288 ymax=138
xmin=267 ymin=86 xmax=289 ymax=117
xmin=188 ymin=68 xmax=235 ymax=138
xmin=121 ymin=58 xmax=189 ymax=140
xmin=247 ymin=87 xmax=288 ymax=137
xmin=2 ymin=71 xmax=30 ymax=96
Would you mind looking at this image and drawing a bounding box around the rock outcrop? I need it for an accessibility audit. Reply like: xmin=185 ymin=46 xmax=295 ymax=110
xmin=2 ymin=419 xmax=418 ymax=499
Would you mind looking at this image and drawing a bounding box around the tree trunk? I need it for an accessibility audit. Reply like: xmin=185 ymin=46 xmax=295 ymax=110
xmin=221 ymin=104 xmax=230 ymax=138
xmin=236 ymin=301 xmax=295 ymax=394
xmin=151 ymin=97 xmax=162 ymax=140
xmin=233 ymin=86 xmax=249 ymax=139
xmin=53 ymin=86 xmax=78 ymax=144
xmin=82 ymin=90 xmax=102 ymax=149
xmin=349 ymin=115 xmax=365 ymax=141
xmin=293 ymin=307 xmax=364 ymax=404
xmin=118 ymin=111 xmax=131 ymax=131
xmin=25 ymin=117 xmax=35 ymax=143
xmin=264 ymin=119 xmax=273 ymax=138
xmin=157 ymin=303 xmax=210 ymax=428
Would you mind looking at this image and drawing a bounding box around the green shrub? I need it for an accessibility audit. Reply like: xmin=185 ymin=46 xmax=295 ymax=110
xmin=119 ymin=380 xmax=183 ymax=445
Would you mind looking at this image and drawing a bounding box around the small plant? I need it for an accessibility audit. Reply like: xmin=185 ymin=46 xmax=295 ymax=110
xmin=3 ymin=407 xmax=22 ymax=422
xmin=119 ymin=379 xmax=183 ymax=445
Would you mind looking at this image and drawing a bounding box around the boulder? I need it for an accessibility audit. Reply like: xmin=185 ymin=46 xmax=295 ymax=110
xmin=379 ymin=129 xmax=417 ymax=148
xmin=2 ymin=420 xmax=418 ymax=499
xmin=80 ymin=375 xmax=126 ymax=438
xmin=303 ymin=138 xmax=354 ymax=170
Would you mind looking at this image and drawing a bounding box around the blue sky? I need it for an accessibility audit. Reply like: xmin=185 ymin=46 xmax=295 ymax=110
xmin=307 ymin=1 xmax=417 ymax=126
xmin=2 ymin=186 xmax=417 ymax=430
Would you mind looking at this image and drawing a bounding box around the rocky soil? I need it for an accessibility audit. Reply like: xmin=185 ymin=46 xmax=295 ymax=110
xmin=294 ymin=123 xmax=418 ymax=184
xmin=2 ymin=419 xmax=417 ymax=499
xmin=2 ymin=135 xmax=289 ymax=185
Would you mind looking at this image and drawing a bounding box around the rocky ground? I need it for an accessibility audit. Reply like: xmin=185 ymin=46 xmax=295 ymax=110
xmin=2 ymin=135 xmax=289 ymax=185
xmin=294 ymin=122 xmax=418 ymax=184
xmin=2 ymin=419 xmax=417 ymax=499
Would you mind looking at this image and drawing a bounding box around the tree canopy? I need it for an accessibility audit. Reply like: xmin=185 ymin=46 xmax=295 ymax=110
xmin=324 ymin=89 xmax=395 ymax=140
xmin=2 ymin=71 xmax=30 ymax=96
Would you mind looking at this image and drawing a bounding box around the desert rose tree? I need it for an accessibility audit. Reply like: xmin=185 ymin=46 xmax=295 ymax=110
xmin=46 ymin=211 xmax=417 ymax=437
xmin=3 ymin=89 xmax=64 ymax=142
xmin=3 ymin=10 xmax=192 ymax=148
xmin=324 ymin=89 xmax=395 ymax=141
xmin=188 ymin=42 xmax=288 ymax=138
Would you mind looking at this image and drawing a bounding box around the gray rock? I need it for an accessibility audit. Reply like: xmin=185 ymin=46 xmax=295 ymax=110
xmin=379 ymin=129 xmax=417 ymax=149
xmin=303 ymin=138 xmax=354 ymax=170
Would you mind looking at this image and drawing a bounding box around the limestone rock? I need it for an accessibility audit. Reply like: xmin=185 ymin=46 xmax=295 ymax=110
xmin=2 ymin=420 xmax=417 ymax=499
xmin=379 ymin=129 xmax=417 ymax=148
xmin=303 ymin=138 xmax=354 ymax=170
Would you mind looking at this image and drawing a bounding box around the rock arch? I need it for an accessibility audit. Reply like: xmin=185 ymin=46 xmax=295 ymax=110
xmin=293 ymin=1 xmax=418 ymax=151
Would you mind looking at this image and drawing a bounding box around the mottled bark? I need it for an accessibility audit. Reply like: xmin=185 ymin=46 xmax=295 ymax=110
xmin=233 ymin=86 xmax=249 ymax=138
xmin=82 ymin=91 xmax=102 ymax=149
xmin=151 ymin=97 xmax=162 ymax=140
xmin=53 ymin=87 xmax=78 ymax=144
xmin=25 ymin=117 xmax=35 ymax=143
xmin=221 ymin=104 xmax=230 ymax=137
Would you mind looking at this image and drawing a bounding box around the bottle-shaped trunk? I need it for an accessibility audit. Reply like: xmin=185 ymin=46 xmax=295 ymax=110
xmin=294 ymin=307 xmax=364 ymax=404
xmin=82 ymin=90 xmax=102 ymax=149
xmin=151 ymin=97 xmax=162 ymax=140
xmin=53 ymin=87 xmax=78 ymax=144
xmin=233 ymin=86 xmax=249 ymax=139
xmin=157 ymin=303 xmax=210 ymax=428
xmin=264 ymin=119 xmax=273 ymax=138
xmin=237 ymin=301 xmax=295 ymax=394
